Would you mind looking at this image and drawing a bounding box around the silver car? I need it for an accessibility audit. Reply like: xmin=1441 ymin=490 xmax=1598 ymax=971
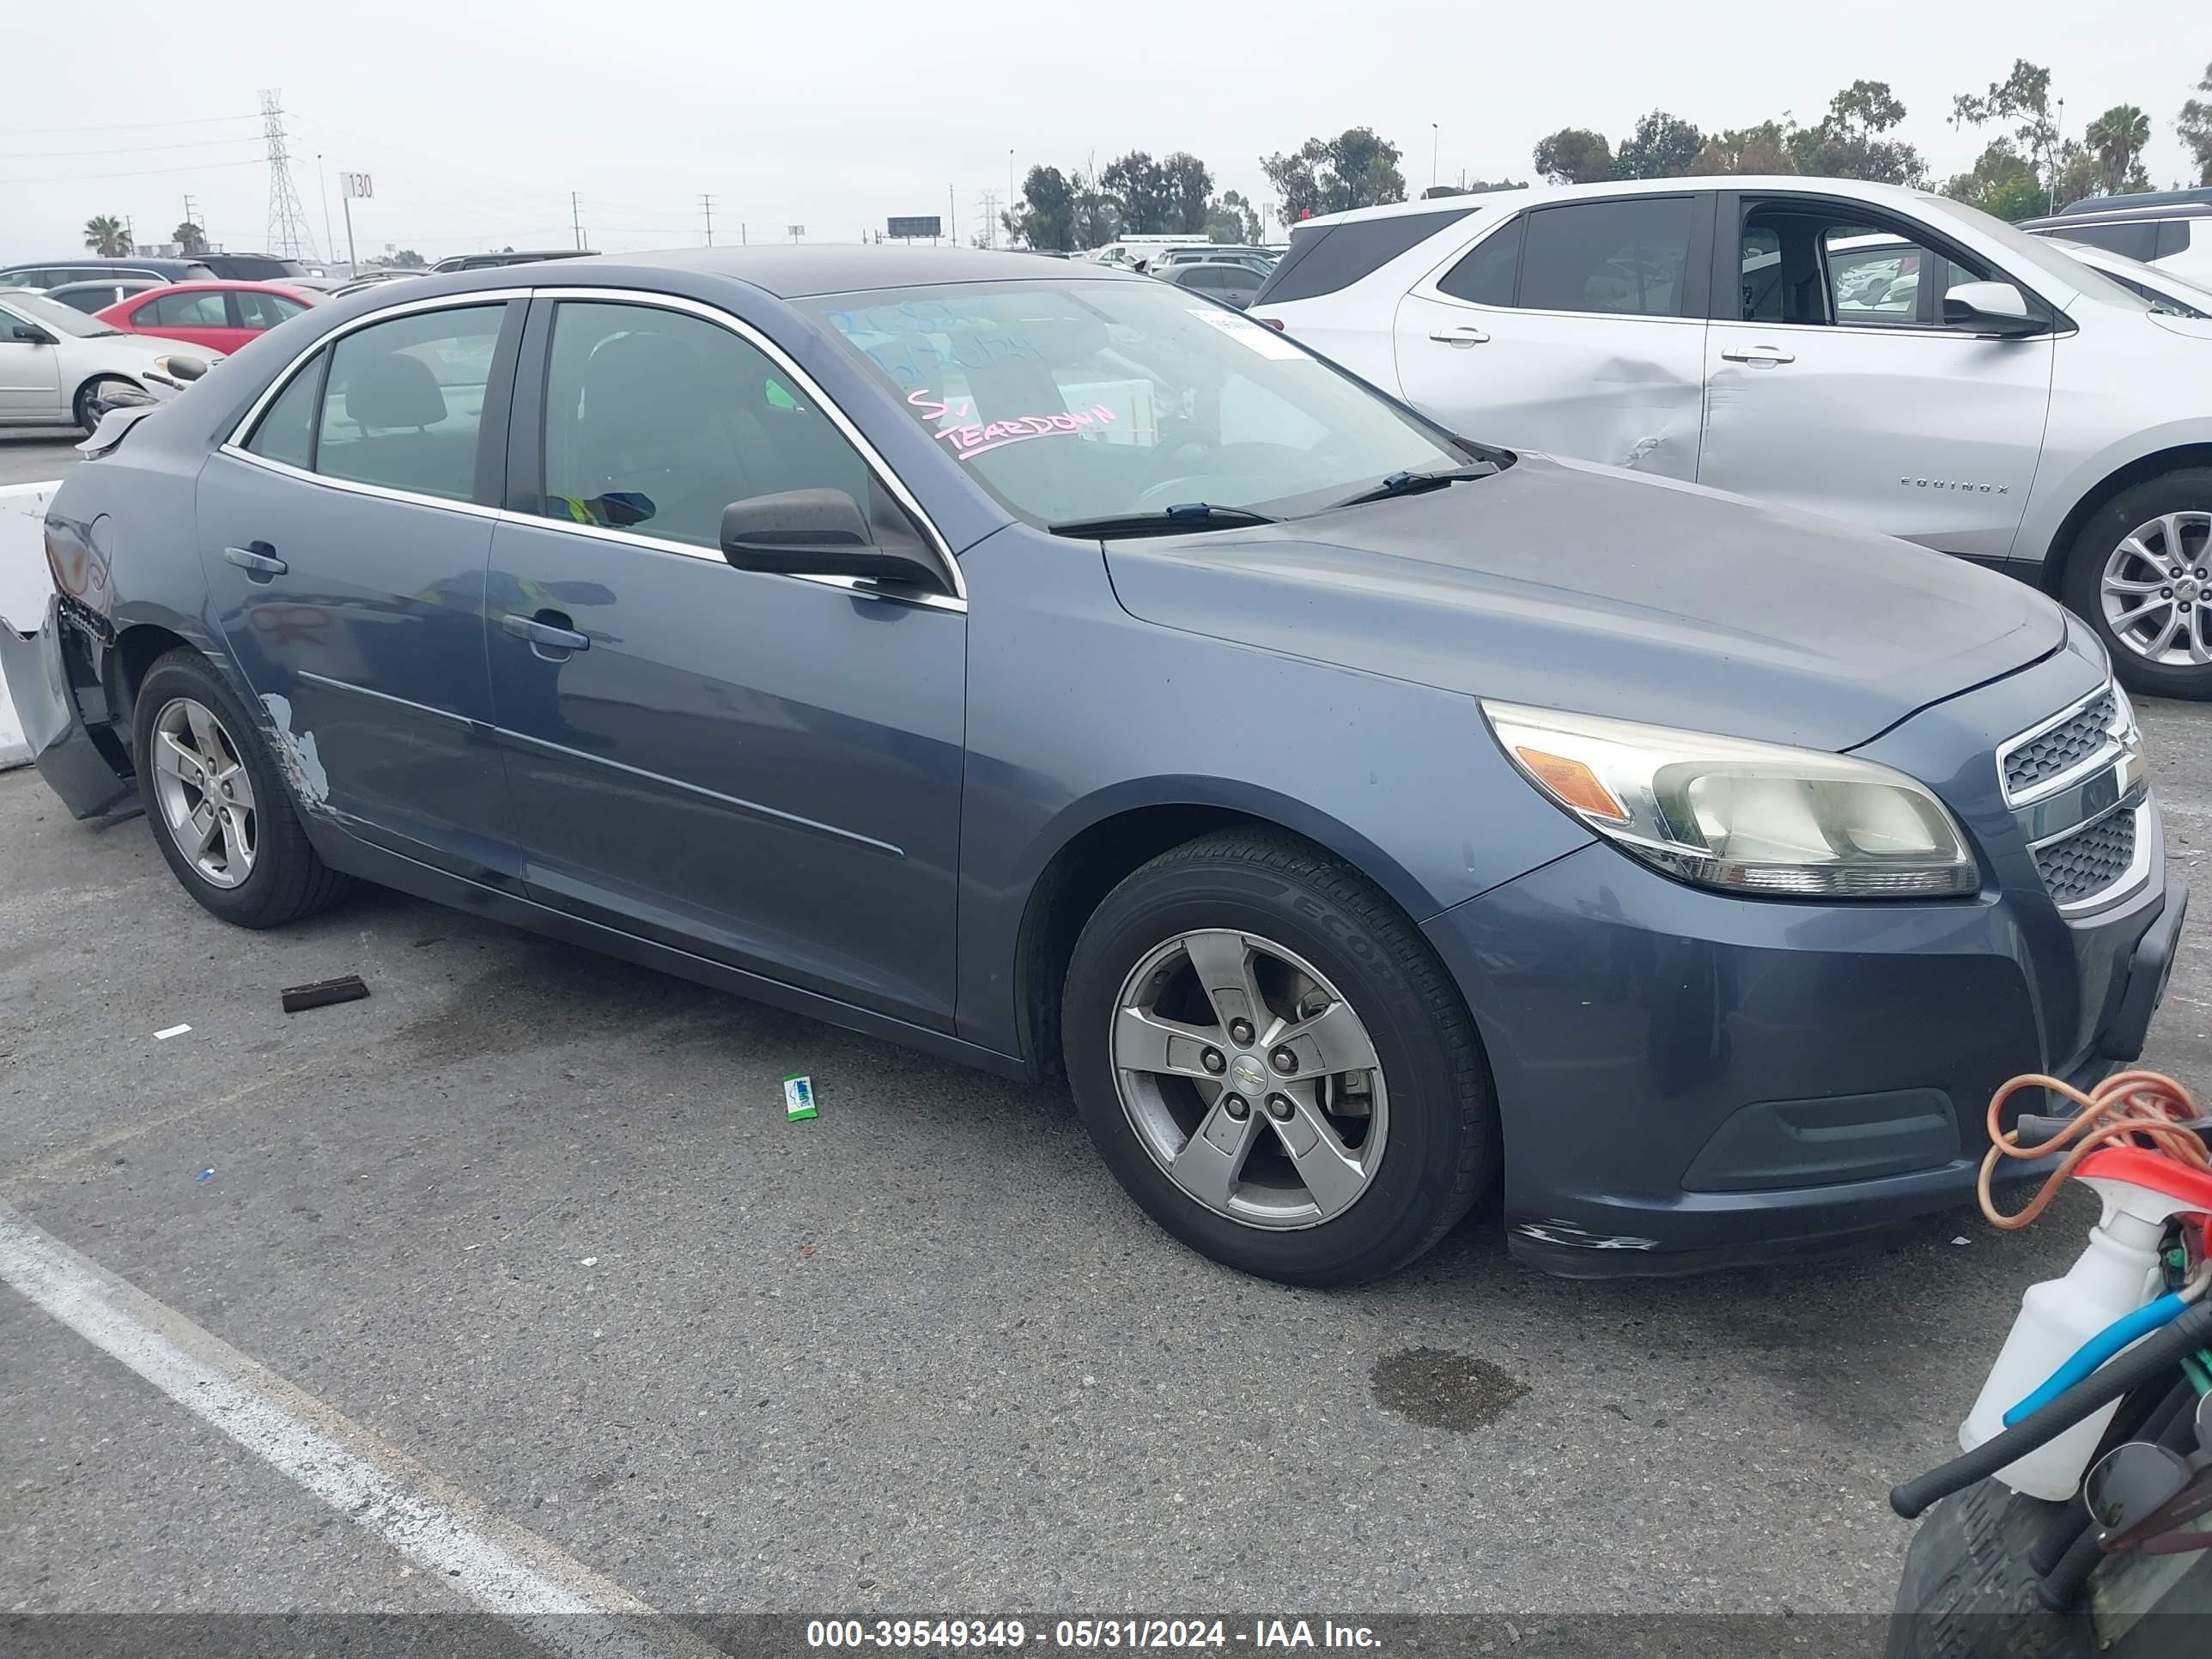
xmin=1251 ymin=177 xmax=2212 ymax=698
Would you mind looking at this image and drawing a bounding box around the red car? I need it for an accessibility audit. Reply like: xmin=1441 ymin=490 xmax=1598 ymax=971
xmin=92 ymin=280 xmax=320 ymax=356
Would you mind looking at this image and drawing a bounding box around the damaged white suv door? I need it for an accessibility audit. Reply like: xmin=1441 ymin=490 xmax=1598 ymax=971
xmin=1392 ymin=192 xmax=1710 ymax=481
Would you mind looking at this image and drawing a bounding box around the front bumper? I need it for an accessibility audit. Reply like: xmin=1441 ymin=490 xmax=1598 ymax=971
xmin=1425 ymin=839 xmax=2185 ymax=1278
xmin=0 ymin=593 xmax=136 ymax=818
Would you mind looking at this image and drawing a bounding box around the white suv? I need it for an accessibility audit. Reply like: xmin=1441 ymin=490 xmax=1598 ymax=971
xmin=1251 ymin=177 xmax=2212 ymax=698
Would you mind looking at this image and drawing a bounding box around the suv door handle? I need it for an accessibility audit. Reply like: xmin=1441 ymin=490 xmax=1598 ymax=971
xmin=501 ymin=611 xmax=589 ymax=655
xmin=1428 ymin=325 xmax=1491 ymax=347
xmin=223 ymin=544 xmax=288 ymax=580
xmin=1720 ymin=344 xmax=1795 ymax=366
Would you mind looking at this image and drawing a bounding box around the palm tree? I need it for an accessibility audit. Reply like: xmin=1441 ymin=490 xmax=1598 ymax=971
xmin=2085 ymin=105 xmax=2151 ymax=197
xmin=82 ymin=214 xmax=130 ymax=257
xmin=173 ymin=221 xmax=208 ymax=256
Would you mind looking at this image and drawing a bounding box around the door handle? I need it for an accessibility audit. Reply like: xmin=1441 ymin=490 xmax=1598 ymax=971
xmin=223 ymin=544 xmax=288 ymax=580
xmin=1428 ymin=325 xmax=1491 ymax=347
xmin=1720 ymin=344 xmax=1795 ymax=366
xmin=501 ymin=611 xmax=589 ymax=654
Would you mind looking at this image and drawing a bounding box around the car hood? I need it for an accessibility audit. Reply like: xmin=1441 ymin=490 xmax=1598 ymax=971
xmin=1103 ymin=454 xmax=2067 ymax=752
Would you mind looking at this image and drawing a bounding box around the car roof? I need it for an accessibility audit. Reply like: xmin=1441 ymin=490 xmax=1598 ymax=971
xmin=1296 ymin=174 xmax=1934 ymax=231
xmin=441 ymin=244 xmax=1131 ymax=297
xmin=122 ymin=278 xmax=316 ymax=295
xmin=2021 ymin=202 xmax=2212 ymax=229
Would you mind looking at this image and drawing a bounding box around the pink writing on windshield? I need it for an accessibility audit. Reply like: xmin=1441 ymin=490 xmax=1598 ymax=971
xmin=908 ymin=388 xmax=1116 ymax=460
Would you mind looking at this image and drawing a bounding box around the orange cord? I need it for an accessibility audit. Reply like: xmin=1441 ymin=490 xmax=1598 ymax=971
xmin=1977 ymin=1069 xmax=2209 ymax=1231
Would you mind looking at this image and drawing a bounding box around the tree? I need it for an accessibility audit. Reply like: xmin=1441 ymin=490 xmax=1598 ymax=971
xmin=1953 ymin=60 xmax=2060 ymax=204
xmin=1071 ymin=167 xmax=1122 ymax=248
xmin=374 ymin=249 xmax=426 ymax=269
xmin=1789 ymin=81 xmax=1924 ymax=184
xmin=1942 ymin=142 xmax=2047 ymax=222
xmin=1532 ymin=128 xmax=1613 ymax=185
xmin=1613 ymin=110 xmax=1704 ymax=179
xmin=1206 ymin=188 xmax=1263 ymax=244
xmin=1101 ymin=151 xmax=1172 ymax=234
xmin=173 ymin=221 xmax=208 ymax=256
xmin=1688 ymin=121 xmax=1796 ymax=175
xmin=82 ymin=215 xmax=130 ymax=257
xmin=1260 ymin=127 xmax=1406 ymax=221
xmin=1161 ymin=152 xmax=1213 ymax=236
xmin=2181 ymin=64 xmax=2212 ymax=185
xmin=1009 ymin=165 xmax=1075 ymax=250
xmin=2083 ymin=104 xmax=2151 ymax=198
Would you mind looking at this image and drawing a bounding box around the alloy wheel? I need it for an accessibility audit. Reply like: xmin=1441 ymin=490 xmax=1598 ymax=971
xmin=2100 ymin=512 xmax=2212 ymax=669
xmin=149 ymin=696 xmax=258 ymax=888
xmin=1109 ymin=927 xmax=1389 ymax=1230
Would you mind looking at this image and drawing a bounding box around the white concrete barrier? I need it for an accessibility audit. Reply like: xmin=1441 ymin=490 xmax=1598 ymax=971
xmin=1 ymin=482 xmax=63 ymax=769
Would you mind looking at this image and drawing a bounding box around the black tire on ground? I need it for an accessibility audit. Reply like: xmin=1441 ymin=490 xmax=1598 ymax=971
xmin=1061 ymin=829 xmax=1496 ymax=1286
xmin=1887 ymin=1479 xmax=2094 ymax=1659
xmin=2059 ymin=468 xmax=2212 ymax=702
xmin=133 ymin=648 xmax=356 ymax=928
xmin=72 ymin=375 xmax=136 ymax=434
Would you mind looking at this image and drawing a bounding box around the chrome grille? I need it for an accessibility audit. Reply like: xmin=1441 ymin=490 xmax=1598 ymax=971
xmin=2033 ymin=811 xmax=2137 ymax=906
xmin=2003 ymin=690 xmax=2117 ymax=797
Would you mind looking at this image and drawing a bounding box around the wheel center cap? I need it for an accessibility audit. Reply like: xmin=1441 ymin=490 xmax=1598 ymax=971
xmin=1230 ymin=1054 xmax=1267 ymax=1093
xmin=2179 ymin=578 xmax=2202 ymax=601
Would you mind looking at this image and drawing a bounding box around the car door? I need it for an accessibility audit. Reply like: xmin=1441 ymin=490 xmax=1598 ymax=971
xmin=1698 ymin=192 xmax=2055 ymax=562
xmin=131 ymin=289 xmax=241 ymax=352
xmin=195 ymin=295 xmax=526 ymax=880
xmin=0 ymin=299 xmax=64 ymax=418
xmin=485 ymin=293 xmax=968 ymax=1030
xmin=1393 ymin=192 xmax=1712 ymax=479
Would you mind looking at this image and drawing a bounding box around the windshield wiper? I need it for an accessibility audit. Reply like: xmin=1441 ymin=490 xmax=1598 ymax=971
xmin=1048 ymin=502 xmax=1279 ymax=539
xmin=1325 ymin=465 xmax=1497 ymax=511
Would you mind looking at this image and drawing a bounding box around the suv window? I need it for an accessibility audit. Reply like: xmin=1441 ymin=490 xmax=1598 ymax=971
xmin=536 ymin=300 xmax=872 ymax=549
xmin=316 ymin=305 xmax=505 ymax=501
xmin=1736 ymin=203 xmax=2001 ymax=329
xmin=2157 ymin=220 xmax=2196 ymax=259
xmin=1518 ymin=198 xmax=1694 ymax=317
xmin=244 ymin=351 xmax=324 ymax=470
xmin=1826 ymin=232 xmax=1930 ymax=325
xmin=2057 ymin=221 xmax=2161 ymax=263
xmin=1255 ymin=208 xmax=1477 ymax=305
xmin=1437 ymin=217 xmax=1524 ymax=307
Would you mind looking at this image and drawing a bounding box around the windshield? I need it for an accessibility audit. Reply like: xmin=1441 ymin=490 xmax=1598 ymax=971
xmin=0 ymin=289 xmax=119 ymax=338
xmin=797 ymin=278 xmax=1475 ymax=529
xmin=1921 ymin=197 xmax=2146 ymax=308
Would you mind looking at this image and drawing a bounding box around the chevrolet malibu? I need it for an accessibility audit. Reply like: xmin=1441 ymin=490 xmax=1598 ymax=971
xmin=0 ymin=248 xmax=2187 ymax=1284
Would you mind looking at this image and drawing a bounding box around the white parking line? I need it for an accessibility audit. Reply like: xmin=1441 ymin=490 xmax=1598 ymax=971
xmin=0 ymin=1200 xmax=726 ymax=1659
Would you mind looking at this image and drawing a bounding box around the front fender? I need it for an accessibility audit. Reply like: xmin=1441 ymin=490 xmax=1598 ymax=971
xmin=2019 ymin=414 xmax=2212 ymax=567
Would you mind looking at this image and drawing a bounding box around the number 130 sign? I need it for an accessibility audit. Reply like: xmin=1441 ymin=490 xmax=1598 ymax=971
xmin=342 ymin=173 xmax=374 ymax=199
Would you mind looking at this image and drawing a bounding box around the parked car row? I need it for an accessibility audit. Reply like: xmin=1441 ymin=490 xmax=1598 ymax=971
xmin=1250 ymin=175 xmax=2212 ymax=699
xmin=0 ymin=286 xmax=220 ymax=428
xmin=2 ymin=243 xmax=2183 ymax=1290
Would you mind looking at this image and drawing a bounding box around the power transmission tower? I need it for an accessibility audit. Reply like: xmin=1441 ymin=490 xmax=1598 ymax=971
xmin=977 ymin=191 xmax=1000 ymax=249
xmin=701 ymin=193 xmax=714 ymax=246
xmin=260 ymin=89 xmax=319 ymax=261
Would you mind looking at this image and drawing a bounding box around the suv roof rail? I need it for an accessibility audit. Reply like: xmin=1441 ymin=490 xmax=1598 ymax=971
xmin=2057 ymin=186 xmax=2212 ymax=216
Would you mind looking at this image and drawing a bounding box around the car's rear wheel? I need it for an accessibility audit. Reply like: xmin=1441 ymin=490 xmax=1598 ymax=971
xmin=1062 ymin=829 xmax=1495 ymax=1285
xmin=72 ymin=375 xmax=137 ymax=434
xmin=2062 ymin=470 xmax=2212 ymax=701
xmin=133 ymin=649 xmax=355 ymax=928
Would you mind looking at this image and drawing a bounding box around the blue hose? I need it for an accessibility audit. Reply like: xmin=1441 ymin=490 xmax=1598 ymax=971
xmin=2003 ymin=1292 xmax=2192 ymax=1427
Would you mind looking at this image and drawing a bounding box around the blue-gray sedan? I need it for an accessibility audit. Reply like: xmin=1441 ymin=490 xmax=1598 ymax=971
xmin=1 ymin=247 xmax=2186 ymax=1282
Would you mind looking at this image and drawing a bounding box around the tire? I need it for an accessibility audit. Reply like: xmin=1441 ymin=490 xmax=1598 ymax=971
xmin=1061 ymin=829 xmax=1495 ymax=1286
xmin=2060 ymin=469 xmax=2212 ymax=701
xmin=1887 ymin=1480 xmax=2093 ymax=1659
xmin=132 ymin=648 xmax=356 ymax=928
xmin=72 ymin=374 xmax=137 ymax=434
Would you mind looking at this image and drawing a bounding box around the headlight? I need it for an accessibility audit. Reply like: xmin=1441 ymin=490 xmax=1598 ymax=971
xmin=1482 ymin=702 xmax=1978 ymax=899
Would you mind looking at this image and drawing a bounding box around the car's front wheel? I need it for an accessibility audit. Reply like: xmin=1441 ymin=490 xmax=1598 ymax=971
xmin=1062 ymin=830 xmax=1496 ymax=1285
xmin=2063 ymin=470 xmax=2212 ymax=701
xmin=133 ymin=648 xmax=356 ymax=928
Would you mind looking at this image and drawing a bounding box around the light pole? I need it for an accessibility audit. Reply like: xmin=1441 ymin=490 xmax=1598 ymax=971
xmin=316 ymin=153 xmax=337 ymax=270
xmin=1007 ymin=147 xmax=1016 ymax=243
xmin=1431 ymin=124 xmax=1439 ymax=195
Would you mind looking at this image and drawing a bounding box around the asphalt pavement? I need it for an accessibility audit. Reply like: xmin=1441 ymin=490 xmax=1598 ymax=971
xmin=2 ymin=434 xmax=2209 ymax=1629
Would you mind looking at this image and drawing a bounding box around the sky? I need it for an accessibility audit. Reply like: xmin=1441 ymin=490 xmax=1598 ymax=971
xmin=3 ymin=2 xmax=2205 ymax=266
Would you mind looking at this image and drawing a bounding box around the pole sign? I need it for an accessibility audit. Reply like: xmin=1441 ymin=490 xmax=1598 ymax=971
xmin=887 ymin=216 xmax=942 ymax=240
xmin=342 ymin=173 xmax=374 ymax=199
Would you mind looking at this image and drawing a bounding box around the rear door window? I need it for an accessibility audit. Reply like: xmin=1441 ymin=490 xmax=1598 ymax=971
xmin=1436 ymin=218 xmax=1523 ymax=307
xmin=315 ymin=305 xmax=504 ymax=502
xmin=1517 ymin=198 xmax=1694 ymax=316
xmin=145 ymin=290 xmax=228 ymax=328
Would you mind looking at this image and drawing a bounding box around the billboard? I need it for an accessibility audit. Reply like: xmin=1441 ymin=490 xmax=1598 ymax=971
xmin=887 ymin=216 xmax=943 ymax=240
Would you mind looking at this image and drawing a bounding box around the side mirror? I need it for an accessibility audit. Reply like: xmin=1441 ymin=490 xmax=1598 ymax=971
xmin=159 ymin=354 xmax=210 ymax=383
xmin=9 ymin=323 xmax=57 ymax=346
xmin=1943 ymin=282 xmax=2041 ymax=337
xmin=719 ymin=488 xmax=943 ymax=588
